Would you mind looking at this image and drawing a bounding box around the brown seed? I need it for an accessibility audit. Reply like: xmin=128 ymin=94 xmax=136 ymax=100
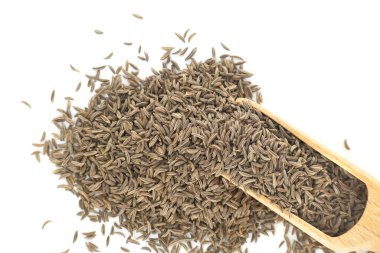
xmin=101 ymin=224 xmax=105 ymax=235
xmin=21 ymin=101 xmax=31 ymax=108
xmin=175 ymin=32 xmax=185 ymax=43
xmin=94 ymin=30 xmax=103 ymax=35
xmin=185 ymin=47 xmax=197 ymax=61
xmin=132 ymin=13 xmax=143 ymax=19
xmin=40 ymin=131 xmax=46 ymax=142
xmin=121 ymin=247 xmax=130 ymax=252
xmin=142 ymin=246 xmax=151 ymax=252
xmin=124 ymin=42 xmax=133 ymax=46
xmin=61 ymin=249 xmax=70 ymax=253
xmin=73 ymin=231 xmax=78 ymax=244
xmin=50 ymin=90 xmax=55 ymax=103
xmin=179 ymin=47 xmax=188 ymax=56
xmin=183 ymin=29 xmax=190 ymax=39
xmin=188 ymin=33 xmax=196 ymax=42
xmin=75 ymin=82 xmax=82 ymax=92
xmin=31 ymin=151 xmax=41 ymax=162
xmin=83 ymin=231 xmax=97 ymax=239
xmin=106 ymin=236 xmax=110 ymax=247
xmin=70 ymin=64 xmax=79 ymax=73
xmin=104 ymin=52 xmax=113 ymax=60
xmin=42 ymin=220 xmax=52 ymax=230
xmin=161 ymin=47 xmax=174 ymax=51
xmin=221 ymin=42 xmax=230 ymax=51
xmin=160 ymin=51 xmax=171 ymax=61
xmin=344 ymin=139 xmax=351 ymax=150
xmin=85 ymin=241 xmax=99 ymax=252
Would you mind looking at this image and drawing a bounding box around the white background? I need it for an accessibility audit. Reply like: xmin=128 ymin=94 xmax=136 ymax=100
xmin=0 ymin=0 xmax=379 ymax=252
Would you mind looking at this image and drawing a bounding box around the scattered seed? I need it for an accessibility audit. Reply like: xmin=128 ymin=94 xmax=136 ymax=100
xmin=344 ymin=139 xmax=351 ymax=150
xmin=42 ymin=220 xmax=52 ymax=230
xmin=70 ymin=64 xmax=79 ymax=73
xmin=50 ymin=90 xmax=55 ymax=103
xmin=175 ymin=32 xmax=185 ymax=43
xmin=132 ymin=13 xmax=143 ymax=19
xmin=188 ymin=33 xmax=196 ymax=42
xmin=183 ymin=29 xmax=190 ymax=40
xmin=121 ymin=247 xmax=130 ymax=252
xmin=94 ymin=30 xmax=103 ymax=35
xmin=21 ymin=101 xmax=31 ymax=108
xmin=83 ymin=231 xmax=96 ymax=239
xmin=101 ymin=224 xmax=105 ymax=235
xmin=40 ymin=131 xmax=46 ymax=142
xmin=75 ymin=82 xmax=82 ymax=92
xmin=185 ymin=47 xmax=197 ymax=61
xmin=104 ymin=52 xmax=113 ymax=60
xmin=221 ymin=42 xmax=230 ymax=51
xmin=73 ymin=231 xmax=78 ymax=244
xmin=31 ymin=151 xmax=41 ymax=162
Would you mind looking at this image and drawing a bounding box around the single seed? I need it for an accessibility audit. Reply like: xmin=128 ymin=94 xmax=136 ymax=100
xmin=221 ymin=42 xmax=230 ymax=51
xmin=40 ymin=131 xmax=46 ymax=142
xmin=344 ymin=139 xmax=351 ymax=150
xmin=104 ymin=52 xmax=113 ymax=60
xmin=21 ymin=101 xmax=31 ymax=108
xmin=121 ymin=247 xmax=130 ymax=252
xmin=185 ymin=47 xmax=197 ymax=61
xmin=70 ymin=64 xmax=79 ymax=72
xmin=101 ymin=224 xmax=105 ymax=235
xmin=42 ymin=220 xmax=52 ymax=230
xmin=183 ymin=29 xmax=190 ymax=39
xmin=51 ymin=90 xmax=55 ymax=103
xmin=132 ymin=13 xmax=143 ymax=19
xmin=73 ymin=231 xmax=78 ymax=243
xmin=175 ymin=32 xmax=185 ymax=43
xmin=75 ymin=82 xmax=82 ymax=92
xmin=188 ymin=33 xmax=196 ymax=42
xmin=94 ymin=30 xmax=103 ymax=35
xmin=124 ymin=42 xmax=133 ymax=46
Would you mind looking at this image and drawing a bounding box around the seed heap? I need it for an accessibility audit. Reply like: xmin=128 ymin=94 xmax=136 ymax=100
xmin=37 ymin=53 xmax=367 ymax=252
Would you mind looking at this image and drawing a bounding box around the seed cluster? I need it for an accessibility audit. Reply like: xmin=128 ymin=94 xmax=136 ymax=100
xmin=37 ymin=54 xmax=367 ymax=252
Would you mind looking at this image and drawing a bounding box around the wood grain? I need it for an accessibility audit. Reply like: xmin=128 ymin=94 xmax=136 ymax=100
xmin=221 ymin=98 xmax=380 ymax=251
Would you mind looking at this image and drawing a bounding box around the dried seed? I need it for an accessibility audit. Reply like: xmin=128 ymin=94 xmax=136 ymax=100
xmin=104 ymin=52 xmax=113 ymax=60
xmin=183 ymin=29 xmax=190 ymax=39
xmin=221 ymin=42 xmax=230 ymax=51
xmin=175 ymin=32 xmax=185 ymax=43
xmin=94 ymin=30 xmax=103 ymax=35
xmin=75 ymin=82 xmax=82 ymax=92
xmin=73 ymin=231 xmax=78 ymax=244
xmin=40 ymin=131 xmax=46 ymax=142
xmin=132 ymin=13 xmax=143 ymax=19
xmin=70 ymin=64 xmax=79 ymax=72
xmin=188 ymin=33 xmax=196 ymax=42
xmin=50 ymin=90 xmax=55 ymax=103
xmin=344 ymin=139 xmax=351 ymax=150
xmin=42 ymin=220 xmax=52 ymax=230
xmin=185 ymin=47 xmax=197 ymax=61
xmin=20 ymin=101 xmax=31 ymax=108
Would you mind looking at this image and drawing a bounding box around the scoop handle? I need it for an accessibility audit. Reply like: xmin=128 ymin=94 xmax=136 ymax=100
xmin=230 ymin=98 xmax=380 ymax=251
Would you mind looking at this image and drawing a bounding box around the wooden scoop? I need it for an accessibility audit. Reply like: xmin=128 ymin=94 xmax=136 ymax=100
xmin=221 ymin=98 xmax=380 ymax=252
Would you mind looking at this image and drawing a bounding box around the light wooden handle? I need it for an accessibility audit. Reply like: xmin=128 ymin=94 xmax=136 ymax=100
xmin=228 ymin=98 xmax=380 ymax=251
